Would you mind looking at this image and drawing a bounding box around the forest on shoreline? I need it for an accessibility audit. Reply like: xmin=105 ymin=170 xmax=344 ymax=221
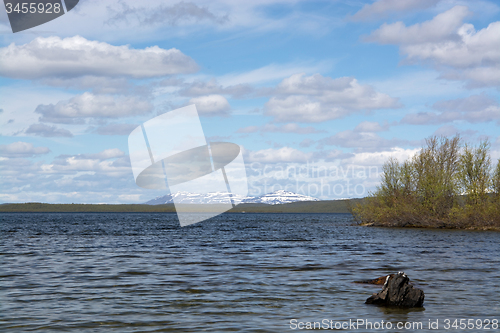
xmin=351 ymin=135 xmax=500 ymax=230
xmin=0 ymin=200 xmax=356 ymax=214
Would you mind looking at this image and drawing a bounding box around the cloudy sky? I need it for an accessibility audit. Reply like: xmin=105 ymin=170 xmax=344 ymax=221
xmin=1 ymin=0 xmax=499 ymax=203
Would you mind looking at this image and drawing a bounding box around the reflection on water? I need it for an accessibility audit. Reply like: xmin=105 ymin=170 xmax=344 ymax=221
xmin=1 ymin=213 xmax=499 ymax=332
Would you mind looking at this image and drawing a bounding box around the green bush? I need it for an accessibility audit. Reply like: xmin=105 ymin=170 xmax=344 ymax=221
xmin=351 ymin=135 xmax=500 ymax=230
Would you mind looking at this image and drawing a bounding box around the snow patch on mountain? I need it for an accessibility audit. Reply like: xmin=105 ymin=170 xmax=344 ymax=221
xmin=242 ymin=190 xmax=320 ymax=205
xmin=143 ymin=191 xmax=247 ymax=205
xmin=144 ymin=190 xmax=319 ymax=205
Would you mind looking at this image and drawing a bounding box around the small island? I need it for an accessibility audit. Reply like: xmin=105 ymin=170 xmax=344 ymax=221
xmin=351 ymin=135 xmax=500 ymax=230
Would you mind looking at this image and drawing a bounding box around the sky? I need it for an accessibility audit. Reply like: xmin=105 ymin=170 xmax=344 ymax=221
xmin=0 ymin=0 xmax=499 ymax=204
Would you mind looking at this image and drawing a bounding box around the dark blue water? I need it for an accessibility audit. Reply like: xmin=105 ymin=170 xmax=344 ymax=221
xmin=1 ymin=213 xmax=499 ymax=332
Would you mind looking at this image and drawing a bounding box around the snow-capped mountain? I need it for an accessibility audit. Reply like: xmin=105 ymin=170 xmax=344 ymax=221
xmin=144 ymin=190 xmax=319 ymax=205
xmin=242 ymin=190 xmax=320 ymax=205
xmin=143 ymin=191 xmax=247 ymax=205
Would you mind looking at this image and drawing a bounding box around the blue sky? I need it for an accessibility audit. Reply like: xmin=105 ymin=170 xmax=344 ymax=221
xmin=1 ymin=0 xmax=499 ymax=203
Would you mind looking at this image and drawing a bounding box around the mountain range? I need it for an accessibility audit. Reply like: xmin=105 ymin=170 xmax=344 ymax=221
xmin=144 ymin=190 xmax=320 ymax=205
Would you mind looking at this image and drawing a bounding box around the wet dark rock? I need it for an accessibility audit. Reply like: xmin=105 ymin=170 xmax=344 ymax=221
xmin=365 ymin=272 xmax=424 ymax=308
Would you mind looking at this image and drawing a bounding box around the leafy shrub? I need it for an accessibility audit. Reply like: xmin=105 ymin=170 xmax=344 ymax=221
xmin=351 ymin=135 xmax=500 ymax=230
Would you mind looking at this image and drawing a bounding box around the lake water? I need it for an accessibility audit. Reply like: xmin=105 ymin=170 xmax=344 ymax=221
xmin=1 ymin=213 xmax=499 ymax=332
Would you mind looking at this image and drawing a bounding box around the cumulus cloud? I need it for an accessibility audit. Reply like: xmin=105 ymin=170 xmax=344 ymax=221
xmin=321 ymin=130 xmax=411 ymax=152
xmin=265 ymin=73 xmax=400 ymax=122
xmin=237 ymin=126 xmax=260 ymax=134
xmin=245 ymin=147 xmax=314 ymax=163
xmin=96 ymin=123 xmax=138 ymax=135
xmin=238 ymin=123 xmax=323 ymax=134
xmin=106 ymin=1 xmax=229 ymax=27
xmin=25 ymin=123 xmax=73 ymax=137
xmin=78 ymin=149 xmax=125 ymax=160
xmin=299 ymin=138 xmax=315 ymax=148
xmin=0 ymin=142 xmax=50 ymax=157
xmin=401 ymin=93 xmax=500 ymax=125
xmin=401 ymin=112 xmax=452 ymax=125
xmin=44 ymin=149 xmax=128 ymax=174
xmin=41 ymin=76 xmax=133 ymax=94
xmin=0 ymin=36 xmax=198 ymax=80
xmin=433 ymin=92 xmax=498 ymax=112
xmin=366 ymin=5 xmax=470 ymax=44
xmin=219 ymin=62 xmax=330 ymax=86
xmin=353 ymin=121 xmax=391 ymax=132
xmin=350 ymin=0 xmax=439 ymax=21
xmin=35 ymin=92 xmax=153 ymax=124
xmin=188 ymin=94 xmax=230 ymax=116
xmin=433 ymin=125 xmax=477 ymax=138
xmin=179 ymin=78 xmax=254 ymax=99
xmin=0 ymin=147 xmax=161 ymax=204
xmin=366 ymin=6 xmax=500 ymax=87
xmin=346 ymin=147 xmax=421 ymax=166
xmin=263 ymin=123 xmax=323 ymax=134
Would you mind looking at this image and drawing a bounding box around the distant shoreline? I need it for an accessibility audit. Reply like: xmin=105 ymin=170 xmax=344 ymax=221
xmin=0 ymin=200 xmax=357 ymax=214
xmin=4 ymin=200 xmax=497 ymax=231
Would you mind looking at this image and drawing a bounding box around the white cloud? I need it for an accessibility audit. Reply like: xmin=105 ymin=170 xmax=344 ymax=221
xmin=118 ymin=194 xmax=144 ymax=202
xmin=432 ymin=125 xmax=477 ymax=138
xmin=353 ymin=121 xmax=390 ymax=132
xmin=0 ymin=0 xmax=351 ymax=47
xmin=188 ymin=94 xmax=230 ymax=116
xmin=25 ymin=123 xmax=73 ymax=137
xmin=433 ymin=92 xmax=497 ymax=112
xmin=299 ymin=138 xmax=315 ymax=148
xmin=321 ymin=130 xmax=412 ymax=152
xmin=35 ymin=92 xmax=153 ymax=124
xmin=274 ymin=74 xmax=353 ymax=95
xmin=237 ymin=126 xmax=260 ymax=133
xmin=0 ymin=87 xmax=75 ymax=136
xmin=265 ymin=73 xmax=401 ymax=122
xmin=366 ymin=6 xmax=470 ymax=44
xmin=401 ymin=93 xmax=500 ymax=125
xmin=0 ymin=142 xmax=50 ymax=157
xmin=262 ymin=123 xmax=323 ymax=134
xmin=350 ymin=0 xmax=439 ymax=21
xmin=106 ymin=1 xmax=229 ymax=27
xmin=96 ymin=123 xmax=139 ymax=135
xmin=218 ymin=62 xmax=331 ymax=86
xmin=245 ymin=146 xmax=313 ymax=163
xmin=346 ymin=147 xmax=421 ymax=166
xmin=80 ymin=149 xmax=125 ymax=160
xmin=237 ymin=123 xmax=323 ymax=134
xmin=41 ymin=76 xmax=133 ymax=94
xmin=43 ymin=149 xmax=128 ymax=175
xmin=444 ymin=66 xmax=500 ymax=88
xmin=367 ymin=70 xmax=465 ymax=99
xmin=0 ymin=36 xmax=198 ymax=80
xmin=0 ymin=146 xmax=155 ymax=204
xmin=179 ymin=78 xmax=254 ymax=98
xmin=405 ymin=21 xmax=499 ymax=67
xmin=366 ymin=6 xmax=500 ymax=87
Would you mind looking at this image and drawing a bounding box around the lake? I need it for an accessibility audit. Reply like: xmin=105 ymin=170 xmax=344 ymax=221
xmin=1 ymin=213 xmax=499 ymax=332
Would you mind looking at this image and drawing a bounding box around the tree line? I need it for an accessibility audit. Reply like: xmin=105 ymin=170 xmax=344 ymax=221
xmin=351 ymin=135 xmax=500 ymax=229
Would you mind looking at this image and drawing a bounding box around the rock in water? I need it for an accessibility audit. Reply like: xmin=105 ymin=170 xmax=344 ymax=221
xmin=365 ymin=272 xmax=424 ymax=307
xmin=355 ymin=274 xmax=395 ymax=285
